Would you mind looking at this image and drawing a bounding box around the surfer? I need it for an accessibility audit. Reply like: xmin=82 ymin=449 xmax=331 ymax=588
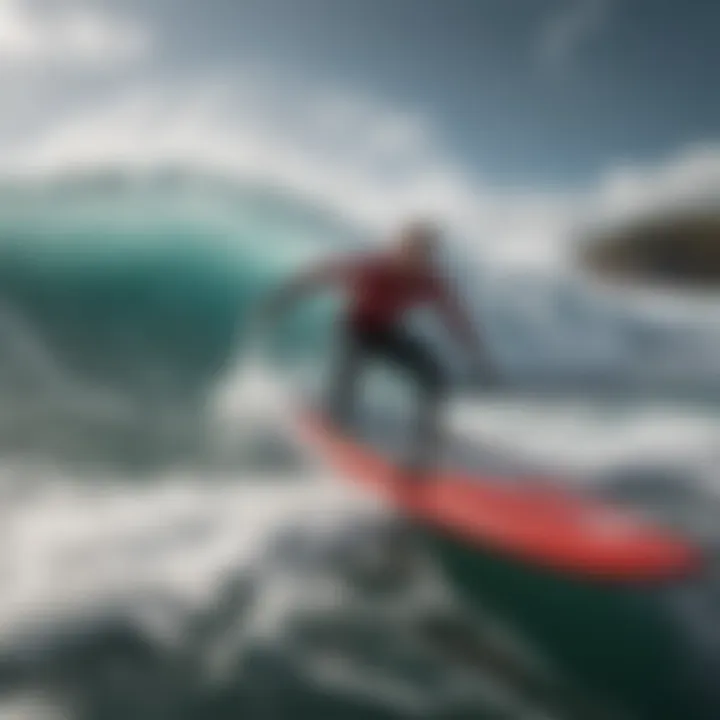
xmin=255 ymin=220 xmax=494 ymax=476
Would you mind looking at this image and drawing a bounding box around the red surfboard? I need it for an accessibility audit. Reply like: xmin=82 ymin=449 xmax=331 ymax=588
xmin=297 ymin=412 xmax=701 ymax=583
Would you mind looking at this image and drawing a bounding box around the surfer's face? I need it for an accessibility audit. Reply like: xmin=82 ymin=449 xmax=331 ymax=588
xmin=396 ymin=225 xmax=438 ymax=272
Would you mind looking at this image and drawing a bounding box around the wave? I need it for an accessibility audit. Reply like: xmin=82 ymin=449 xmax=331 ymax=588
xmin=0 ymin=165 xmax=718 ymax=468
xmin=1 ymin=167 xmax=720 ymax=719
xmin=0 ymin=168 xmax=358 ymax=465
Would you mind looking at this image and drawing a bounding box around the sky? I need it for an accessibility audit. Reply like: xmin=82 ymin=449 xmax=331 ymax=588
xmin=127 ymin=0 xmax=720 ymax=187
xmin=0 ymin=0 xmax=718 ymax=267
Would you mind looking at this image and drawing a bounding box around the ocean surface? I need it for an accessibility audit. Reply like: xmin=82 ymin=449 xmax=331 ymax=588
xmin=1 ymin=169 xmax=720 ymax=720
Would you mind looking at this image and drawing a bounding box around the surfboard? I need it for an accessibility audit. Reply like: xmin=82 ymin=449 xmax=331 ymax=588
xmin=296 ymin=411 xmax=701 ymax=583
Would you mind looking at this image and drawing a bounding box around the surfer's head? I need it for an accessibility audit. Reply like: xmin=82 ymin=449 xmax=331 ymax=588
xmin=395 ymin=220 xmax=439 ymax=271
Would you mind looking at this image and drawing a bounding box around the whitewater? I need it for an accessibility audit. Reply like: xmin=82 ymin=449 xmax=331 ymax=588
xmin=0 ymin=168 xmax=719 ymax=720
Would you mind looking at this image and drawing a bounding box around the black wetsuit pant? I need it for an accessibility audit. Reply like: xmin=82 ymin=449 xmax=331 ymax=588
xmin=328 ymin=322 xmax=447 ymax=473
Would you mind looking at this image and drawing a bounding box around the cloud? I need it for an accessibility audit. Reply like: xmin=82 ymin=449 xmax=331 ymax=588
xmin=3 ymin=77 xmax=719 ymax=276
xmin=538 ymin=0 xmax=610 ymax=67
xmin=6 ymin=80 xmax=485 ymax=230
xmin=595 ymin=145 xmax=720 ymax=222
xmin=0 ymin=0 xmax=150 ymax=68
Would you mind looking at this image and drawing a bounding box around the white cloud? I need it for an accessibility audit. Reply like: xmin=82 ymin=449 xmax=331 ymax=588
xmin=6 ymin=81 xmax=485 ymax=231
xmin=539 ymin=0 xmax=610 ymax=67
xmin=3 ymin=78 xmax=719 ymax=276
xmin=595 ymin=145 xmax=720 ymax=222
xmin=0 ymin=0 xmax=150 ymax=68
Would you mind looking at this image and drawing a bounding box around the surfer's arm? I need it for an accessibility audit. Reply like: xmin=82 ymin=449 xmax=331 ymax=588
xmin=256 ymin=258 xmax=354 ymax=322
xmin=437 ymin=289 xmax=500 ymax=386
xmin=434 ymin=282 xmax=491 ymax=365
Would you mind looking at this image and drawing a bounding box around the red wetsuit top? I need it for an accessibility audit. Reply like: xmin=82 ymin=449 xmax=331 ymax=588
xmin=310 ymin=253 xmax=474 ymax=343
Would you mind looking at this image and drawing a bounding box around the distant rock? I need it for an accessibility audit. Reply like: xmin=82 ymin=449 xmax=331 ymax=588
xmin=580 ymin=212 xmax=720 ymax=289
